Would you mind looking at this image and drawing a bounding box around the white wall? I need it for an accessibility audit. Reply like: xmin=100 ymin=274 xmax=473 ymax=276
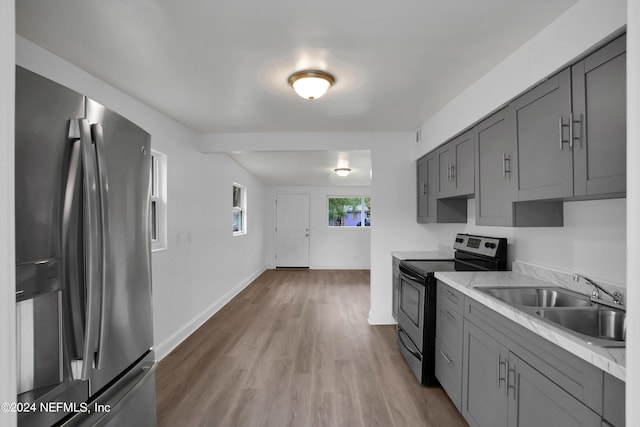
xmin=16 ymin=37 xmax=268 ymax=360
xmin=626 ymin=0 xmax=639 ymax=424
xmin=408 ymin=198 xmax=626 ymax=286
xmin=0 ymin=2 xmax=16 ymax=426
xmin=265 ymin=186 xmax=371 ymax=269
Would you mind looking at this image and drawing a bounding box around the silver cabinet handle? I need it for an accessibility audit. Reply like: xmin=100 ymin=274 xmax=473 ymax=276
xmin=439 ymin=350 xmax=453 ymax=365
xmin=570 ymin=112 xmax=581 ymax=149
xmin=569 ymin=112 xmax=574 ymax=150
xmin=558 ymin=116 xmax=564 ymax=150
xmin=502 ymin=153 xmax=506 ymax=178
xmin=559 ymin=116 xmax=573 ymax=150
xmin=502 ymin=153 xmax=511 ymax=179
xmin=450 ymin=164 xmax=455 ymax=182
xmin=421 ymin=182 xmax=426 ymax=195
xmin=507 ymin=363 xmax=517 ymax=400
xmin=497 ymin=355 xmax=507 ymax=389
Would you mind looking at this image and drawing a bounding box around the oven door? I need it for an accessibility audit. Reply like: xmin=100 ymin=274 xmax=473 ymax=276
xmin=397 ymin=268 xmax=426 ymax=351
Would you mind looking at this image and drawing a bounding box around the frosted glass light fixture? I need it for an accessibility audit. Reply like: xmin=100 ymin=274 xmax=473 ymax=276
xmin=334 ymin=168 xmax=351 ymax=177
xmin=288 ymin=70 xmax=335 ymax=100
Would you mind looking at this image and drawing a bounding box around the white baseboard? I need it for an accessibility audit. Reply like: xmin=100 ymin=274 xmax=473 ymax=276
xmin=310 ymin=265 xmax=371 ymax=270
xmin=367 ymin=310 xmax=397 ymax=325
xmin=153 ymin=266 xmax=267 ymax=361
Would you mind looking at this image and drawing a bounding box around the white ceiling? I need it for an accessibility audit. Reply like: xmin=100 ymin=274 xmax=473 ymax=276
xmin=16 ymin=0 xmax=580 ymax=135
xmin=228 ymin=150 xmax=372 ymax=186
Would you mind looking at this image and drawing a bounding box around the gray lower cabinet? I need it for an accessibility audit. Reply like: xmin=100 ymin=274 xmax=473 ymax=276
xmin=435 ymin=282 xmax=465 ymax=411
xmin=572 ymin=34 xmax=626 ymax=198
xmin=603 ymin=373 xmax=625 ymax=427
xmin=392 ymin=257 xmax=400 ymax=321
xmin=462 ymin=320 xmax=600 ymax=427
xmin=462 ymin=320 xmax=508 ymax=427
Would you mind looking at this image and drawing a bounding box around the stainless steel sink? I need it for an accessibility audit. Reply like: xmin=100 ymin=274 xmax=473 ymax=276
xmin=478 ymin=286 xmax=593 ymax=308
xmin=536 ymin=308 xmax=626 ymax=347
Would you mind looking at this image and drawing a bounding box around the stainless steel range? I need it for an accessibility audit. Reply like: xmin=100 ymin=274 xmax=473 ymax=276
xmin=397 ymin=234 xmax=507 ymax=385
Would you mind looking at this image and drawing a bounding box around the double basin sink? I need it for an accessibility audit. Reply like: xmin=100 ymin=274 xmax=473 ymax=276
xmin=476 ymin=286 xmax=626 ymax=347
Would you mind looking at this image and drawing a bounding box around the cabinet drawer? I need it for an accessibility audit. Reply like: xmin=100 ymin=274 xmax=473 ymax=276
xmin=436 ymin=301 xmax=463 ymax=351
xmin=435 ymin=337 xmax=462 ymax=411
xmin=437 ymin=281 xmax=464 ymax=313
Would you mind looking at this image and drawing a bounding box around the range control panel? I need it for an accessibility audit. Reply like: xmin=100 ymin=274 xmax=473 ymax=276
xmin=453 ymin=233 xmax=505 ymax=258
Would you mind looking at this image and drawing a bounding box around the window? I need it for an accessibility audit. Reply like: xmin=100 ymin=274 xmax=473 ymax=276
xmin=328 ymin=197 xmax=371 ymax=227
xmin=150 ymin=150 xmax=168 ymax=251
xmin=233 ymin=183 xmax=247 ymax=235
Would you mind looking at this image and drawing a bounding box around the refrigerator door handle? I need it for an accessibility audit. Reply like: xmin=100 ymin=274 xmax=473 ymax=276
xmin=91 ymin=123 xmax=110 ymax=370
xmin=62 ymin=125 xmax=87 ymax=359
xmin=79 ymin=118 xmax=103 ymax=379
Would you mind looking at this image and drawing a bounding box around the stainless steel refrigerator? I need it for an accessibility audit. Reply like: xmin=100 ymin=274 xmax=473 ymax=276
xmin=15 ymin=66 xmax=157 ymax=426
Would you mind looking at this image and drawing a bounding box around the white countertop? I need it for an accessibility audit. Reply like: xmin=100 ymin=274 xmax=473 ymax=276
xmin=434 ymin=270 xmax=625 ymax=381
xmin=391 ymin=250 xmax=453 ymax=261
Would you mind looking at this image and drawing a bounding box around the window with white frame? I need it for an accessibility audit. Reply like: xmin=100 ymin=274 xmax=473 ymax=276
xmin=233 ymin=183 xmax=247 ymax=235
xmin=150 ymin=150 xmax=167 ymax=251
xmin=327 ymin=197 xmax=371 ymax=227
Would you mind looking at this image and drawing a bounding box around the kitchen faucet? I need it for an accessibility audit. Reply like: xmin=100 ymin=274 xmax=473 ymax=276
xmin=572 ymin=273 xmax=625 ymax=308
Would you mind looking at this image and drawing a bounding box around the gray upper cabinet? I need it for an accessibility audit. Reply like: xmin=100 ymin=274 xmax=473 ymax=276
xmin=475 ymin=107 xmax=517 ymax=226
xmin=417 ymin=153 xmax=437 ymax=223
xmin=514 ymin=68 xmax=573 ymax=201
xmin=437 ymin=130 xmax=475 ymax=199
xmin=417 ymin=152 xmax=466 ymax=223
xmin=417 ymin=33 xmax=626 ymax=226
xmin=572 ymin=34 xmax=626 ymax=198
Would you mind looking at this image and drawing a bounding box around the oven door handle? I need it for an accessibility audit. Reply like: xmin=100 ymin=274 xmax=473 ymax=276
xmin=399 ymin=268 xmax=424 ymax=284
xmin=398 ymin=328 xmax=422 ymax=361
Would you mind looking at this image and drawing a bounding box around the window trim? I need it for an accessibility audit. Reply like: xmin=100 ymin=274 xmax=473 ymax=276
xmin=150 ymin=149 xmax=168 ymax=252
xmin=327 ymin=196 xmax=371 ymax=228
xmin=233 ymin=182 xmax=247 ymax=236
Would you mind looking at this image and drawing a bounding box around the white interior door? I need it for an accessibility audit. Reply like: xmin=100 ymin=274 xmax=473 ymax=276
xmin=275 ymin=193 xmax=310 ymax=267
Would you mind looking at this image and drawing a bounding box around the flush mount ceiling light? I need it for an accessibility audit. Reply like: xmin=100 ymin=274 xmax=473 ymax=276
xmin=334 ymin=168 xmax=351 ymax=177
xmin=288 ymin=70 xmax=335 ymax=100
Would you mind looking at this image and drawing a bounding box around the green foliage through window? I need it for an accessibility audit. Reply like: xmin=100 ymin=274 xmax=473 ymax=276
xmin=328 ymin=197 xmax=371 ymax=227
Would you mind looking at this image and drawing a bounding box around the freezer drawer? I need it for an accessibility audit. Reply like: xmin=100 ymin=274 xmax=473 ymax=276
xmin=61 ymin=351 xmax=157 ymax=427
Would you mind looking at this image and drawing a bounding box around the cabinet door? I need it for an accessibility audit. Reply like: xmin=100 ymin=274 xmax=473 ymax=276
xmin=437 ymin=144 xmax=455 ymax=198
xmin=572 ymin=35 xmax=626 ymax=197
xmin=417 ymin=153 xmax=437 ymax=223
xmin=437 ymin=131 xmax=474 ymax=198
xmin=475 ymin=107 xmax=518 ymax=226
xmin=451 ymin=130 xmax=475 ymax=197
xmin=514 ymin=68 xmax=573 ymax=201
xmin=462 ymin=321 xmax=508 ymax=427
xmin=507 ymin=355 xmax=600 ymax=427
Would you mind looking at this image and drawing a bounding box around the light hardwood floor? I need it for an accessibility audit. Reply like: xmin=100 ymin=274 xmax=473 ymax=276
xmin=156 ymin=269 xmax=467 ymax=427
